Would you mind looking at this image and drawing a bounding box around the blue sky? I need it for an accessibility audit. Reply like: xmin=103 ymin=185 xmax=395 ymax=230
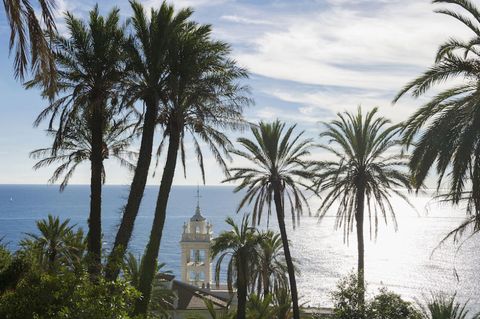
xmin=0 ymin=0 xmax=471 ymax=185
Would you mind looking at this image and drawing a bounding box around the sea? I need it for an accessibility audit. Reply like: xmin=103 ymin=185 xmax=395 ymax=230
xmin=0 ymin=184 xmax=479 ymax=311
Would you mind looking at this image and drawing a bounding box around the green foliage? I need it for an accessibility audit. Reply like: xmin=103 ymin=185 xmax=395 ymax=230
xmin=225 ymin=120 xmax=314 ymax=228
xmin=123 ymin=253 xmax=175 ymax=317
xmin=56 ymin=276 xmax=140 ymax=319
xmin=211 ymin=214 xmax=263 ymax=293
xmin=246 ymin=294 xmax=276 ymax=319
xmin=369 ymin=288 xmax=421 ymax=319
xmin=251 ymin=230 xmax=290 ymax=296
xmin=331 ymin=273 xmax=421 ymax=319
xmin=0 ymin=255 xmax=30 ymax=294
xmin=225 ymin=120 xmax=314 ymax=319
xmin=314 ymin=107 xmax=411 ymax=241
xmin=19 ymin=215 xmax=85 ymax=272
xmin=0 ymin=270 xmax=139 ymax=319
xmin=331 ymin=273 xmax=366 ymax=319
xmin=0 ymin=216 xmax=143 ymax=319
xmin=30 ymin=113 xmax=136 ymax=191
xmin=393 ymin=0 xmax=480 ymax=240
xmin=0 ymin=242 xmax=12 ymax=271
xmin=416 ymin=293 xmax=480 ymax=319
xmin=3 ymin=0 xmax=57 ymax=90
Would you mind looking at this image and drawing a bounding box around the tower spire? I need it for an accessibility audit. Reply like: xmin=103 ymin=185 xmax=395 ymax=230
xmin=191 ymin=186 xmax=205 ymax=221
xmin=195 ymin=185 xmax=201 ymax=210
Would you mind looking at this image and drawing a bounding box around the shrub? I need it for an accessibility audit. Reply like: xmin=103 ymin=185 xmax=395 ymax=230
xmin=331 ymin=272 xmax=366 ymax=319
xmin=0 ymin=269 xmax=139 ymax=319
xmin=416 ymin=293 xmax=480 ymax=319
xmin=369 ymin=288 xmax=421 ymax=319
xmin=331 ymin=273 xmax=422 ymax=319
xmin=0 ymin=243 xmax=11 ymax=270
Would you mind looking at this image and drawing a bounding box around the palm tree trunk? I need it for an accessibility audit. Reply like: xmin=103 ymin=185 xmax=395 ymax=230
xmin=355 ymin=182 xmax=366 ymax=312
xmin=134 ymin=126 xmax=180 ymax=316
xmin=236 ymin=252 xmax=247 ymax=319
xmin=263 ymin=268 xmax=269 ymax=297
xmin=273 ymin=184 xmax=300 ymax=319
xmin=105 ymin=100 xmax=158 ymax=281
xmin=88 ymin=107 xmax=104 ymax=277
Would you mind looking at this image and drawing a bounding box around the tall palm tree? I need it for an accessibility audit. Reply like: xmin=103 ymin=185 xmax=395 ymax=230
xmin=30 ymin=112 xmax=136 ymax=191
xmin=3 ymin=0 xmax=57 ymax=95
xmin=252 ymin=230 xmax=289 ymax=297
xmin=211 ymin=215 xmax=263 ymax=319
xmin=225 ymin=120 xmax=313 ymax=319
xmin=20 ymin=215 xmax=85 ymax=272
xmin=105 ymin=1 xmax=193 ymax=281
xmin=26 ymin=6 xmax=127 ymax=276
xmin=393 ymin=0 xmax=480 ymax=240
xmin=314 ymin=107 xmax=411 ymax=310
xmin=134 ymin=20 xmax=250 ymax=315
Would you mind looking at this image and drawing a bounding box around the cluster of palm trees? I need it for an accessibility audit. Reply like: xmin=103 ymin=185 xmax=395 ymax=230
xmin=211 ymin=216 xmax=292 ymax=318
xmin=3 ymin=0 xmax=480 ymax=318
xmin=6 ymin=0 xmax=251 ymax=316
xmin=220 ymin=113 xmax=410 ymax=318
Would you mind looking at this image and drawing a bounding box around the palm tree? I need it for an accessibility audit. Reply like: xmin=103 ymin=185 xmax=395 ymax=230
xmin=134 ymin=19 xmax=250 ymax=315
xmin=225 ymin=120 xmax=313 ymax=319
xmin=123 ymin=252 xmax=175 ymax=318
xmin=26 ymin=6 xmax=127 ymax=276
xmin=30 ymin=112 xmax=136 ymax=191
xmin=193 ymin=300 xmax=237 ymax=319
xmin=252 ymin=230 xmax=289 ymax=297
xmin=20 ymin=215 xmax=85 ymax=272
xmin=105 ymin=1 xmax=193 ymax=281
xmin=3 ymin=0 xmax=57 ymax=95
xmin=393 ymin=0 xmax=480 ymax=241
xmin=314 ymin=107 xmax=411 ymax=309
xmin=246 ymin=294 xmax=276 ymax=319
xmin=211 ymin=215 xmax=263 ymax=319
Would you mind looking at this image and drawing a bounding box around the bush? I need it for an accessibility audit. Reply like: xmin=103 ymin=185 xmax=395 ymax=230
xmin=331 ymin=272 xmax=366 ymax=319
xmin=0 ymin=243 xmax=11 ymax=271
xmin=416 ymin=293 xmax=480 ymax=319
xmin=369 ymin=288 xmax=421 ymax=319
xmin=331 ymin=273 xmax=421 ymax=319
xmin=0 ymin=269 xmax=140 ymax=319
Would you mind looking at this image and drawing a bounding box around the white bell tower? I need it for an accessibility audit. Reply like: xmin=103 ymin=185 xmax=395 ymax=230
xmin=180 ymin=188 xmax=213 ymax=288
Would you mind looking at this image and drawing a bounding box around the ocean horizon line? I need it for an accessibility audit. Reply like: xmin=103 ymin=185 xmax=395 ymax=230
xmin=0 ymin=183 xmax=235 ymax=187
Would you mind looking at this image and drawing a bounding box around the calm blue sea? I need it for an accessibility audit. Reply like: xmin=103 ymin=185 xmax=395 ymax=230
xmin=0 ymin=184 xmax=479 ymax=310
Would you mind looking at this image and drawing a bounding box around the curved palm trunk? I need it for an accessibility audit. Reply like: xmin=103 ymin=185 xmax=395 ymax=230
xmin=236 ymin=252 xmax=248 ymax=319
xmin=273 ymin=184 xmax=300 ymax=319
xmin=88 ymin=107 xmax=104 ymax=277
xmin=134 ymin=126 xmax=180 ymax=315
xmin=355 ymin=182 xmax=366 ymax=312
xmin=105 ymin=100 xmax=158 ymax=281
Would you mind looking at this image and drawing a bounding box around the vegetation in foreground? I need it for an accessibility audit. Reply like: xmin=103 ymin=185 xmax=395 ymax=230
xmin=1 ymin=0 xmax=480 ymax=318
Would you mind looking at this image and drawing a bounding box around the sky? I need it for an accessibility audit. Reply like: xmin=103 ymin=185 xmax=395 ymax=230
xmin=0 ymin=0 xmax=472 ymax=186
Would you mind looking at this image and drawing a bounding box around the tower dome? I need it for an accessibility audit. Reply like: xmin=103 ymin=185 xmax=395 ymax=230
xmin=190 ymin=205 xmax=206 ymax=222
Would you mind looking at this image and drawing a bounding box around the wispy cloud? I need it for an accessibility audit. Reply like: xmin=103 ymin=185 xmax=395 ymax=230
xmin=1 ymin=0 xmax=472 ymax=184
xmin=232 ymin=1 xmax=469 ymax=91
xmin=220 ymin=15 xmax=275 ymax=26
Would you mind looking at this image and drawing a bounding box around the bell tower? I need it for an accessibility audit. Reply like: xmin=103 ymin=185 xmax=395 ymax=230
xmin=180 ymin=188 xmax=213 ymax=288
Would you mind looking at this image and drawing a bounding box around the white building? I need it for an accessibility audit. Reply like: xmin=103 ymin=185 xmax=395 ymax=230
xmin=164 ymin=190 xmax=233 ymax=319
xmin=180 ymin=196 xmax=213 ymax=288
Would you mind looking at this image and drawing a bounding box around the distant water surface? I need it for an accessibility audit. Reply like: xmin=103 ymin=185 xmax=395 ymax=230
xmin=0 ymin=185 xmax=479 ymax=310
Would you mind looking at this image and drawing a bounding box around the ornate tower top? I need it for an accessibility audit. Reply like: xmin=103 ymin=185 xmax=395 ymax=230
xmin=180 ymin=187 xmax=213 ymax=287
